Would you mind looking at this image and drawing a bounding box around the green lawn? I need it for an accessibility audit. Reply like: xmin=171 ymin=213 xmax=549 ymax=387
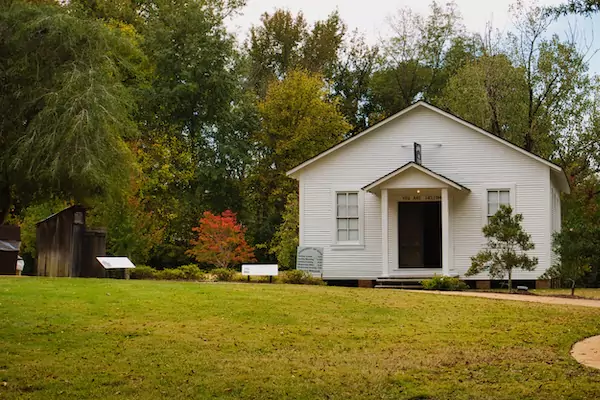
xmin=533 ymin=288 xmax=600 ymax=299
xmin=2 ymin=278 xmax=600 ymax=399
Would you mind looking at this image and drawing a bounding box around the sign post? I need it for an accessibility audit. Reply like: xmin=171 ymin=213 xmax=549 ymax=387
xmin=296 ymin=247 xmax=324 ymax=278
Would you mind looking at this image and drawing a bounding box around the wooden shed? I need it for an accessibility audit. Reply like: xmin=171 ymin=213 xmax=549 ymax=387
xmin=36 ymin=206 xmax=107 ymax=277
xmin=0 ymin=225 xmax=21 ymax=275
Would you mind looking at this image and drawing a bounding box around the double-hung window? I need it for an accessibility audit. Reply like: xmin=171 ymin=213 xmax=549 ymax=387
xmin=336 ymin=192 xmax=359 ymax=242
xmin=487 ymin=189 xmax=510 ymax=222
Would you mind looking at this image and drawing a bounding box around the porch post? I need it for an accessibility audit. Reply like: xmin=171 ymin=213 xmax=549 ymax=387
xmin=381 ymin=188 xmax=389 ymax=277
xmin=441 ymin=188 xmax=450 ymax=276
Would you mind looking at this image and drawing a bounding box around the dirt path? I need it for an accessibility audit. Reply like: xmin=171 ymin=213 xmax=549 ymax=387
xmin=404 ymin=290 xmax=600 ymax=308
xmin=571 ymin=336 xmax=600 ymax=369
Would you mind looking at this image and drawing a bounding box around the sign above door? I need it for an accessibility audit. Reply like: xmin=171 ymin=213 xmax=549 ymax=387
xmin=414 ymin=142 xmax=422 ymax=165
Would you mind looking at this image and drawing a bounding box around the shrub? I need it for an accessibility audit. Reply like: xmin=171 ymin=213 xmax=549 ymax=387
xmin=130 ymin=265 xmax=157 ymax=280
xmin=212 ymin=268 xmax=236 ymax=282
xmin=177 ymin=264 xmax=205 ymax=281
xmin=186 ymin=210 xmax=256 ymax=268
xmin=279 ymin=270 xmax=326 ymax=285
xmin=155 ymin=268 xmax=186 ymax=281
xmin=421 ymin=275 xmax=469 ymax=291
xmin=466 ymin=205 xmax=537 ymax=292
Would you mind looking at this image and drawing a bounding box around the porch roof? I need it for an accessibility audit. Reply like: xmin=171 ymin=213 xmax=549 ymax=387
xmin=362 ymin=162 xmax=470 ymax=193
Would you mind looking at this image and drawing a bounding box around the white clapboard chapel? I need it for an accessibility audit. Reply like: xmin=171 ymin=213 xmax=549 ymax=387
xmin=287 ymin=102 xmax=568 ymax=287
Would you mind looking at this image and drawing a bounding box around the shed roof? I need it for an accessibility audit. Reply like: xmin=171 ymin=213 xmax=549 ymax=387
xmin=36 ymin=205 xmax=86 ymax=226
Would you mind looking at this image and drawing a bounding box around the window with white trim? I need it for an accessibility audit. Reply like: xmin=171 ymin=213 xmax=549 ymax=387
xmin=336 ymin=192 xmax=359 ymax=242
xmin=487 ymin=189 xmax=510 ymax=222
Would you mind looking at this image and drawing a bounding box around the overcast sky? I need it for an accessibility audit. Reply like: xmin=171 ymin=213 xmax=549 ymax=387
xmin=227 ymin=0 xmax=600 ymax=74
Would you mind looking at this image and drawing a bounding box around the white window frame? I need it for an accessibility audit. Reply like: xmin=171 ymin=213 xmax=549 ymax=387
xmin=331 ymin=188 xmax=364 ymax=250
xmin=481 ymin=183 xmax=516 ymax=227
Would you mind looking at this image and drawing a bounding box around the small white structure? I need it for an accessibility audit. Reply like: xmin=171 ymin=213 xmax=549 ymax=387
xmin=287 ymin=102 xmax=569 ymax=285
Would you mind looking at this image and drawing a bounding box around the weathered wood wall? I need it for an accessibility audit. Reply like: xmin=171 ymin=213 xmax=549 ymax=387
xmin=0 ymin=225 xmax=20 ymax=275
xmin=36 ymin=206 xmax=86 ymax=277
xmin=81 ymin=229 xmax=107 ymax=278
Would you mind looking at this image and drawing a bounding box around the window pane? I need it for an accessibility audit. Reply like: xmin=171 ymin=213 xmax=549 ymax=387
xmin=337 ymin=193 xmax=346 ymax=206
xmin=338 ymin=230 xmax=348 ymax=241
xmin=348 ymin=219 xmax=358 ymax=230
xmin=487 ymin=190 xmax=498 ymax=204
xmin=348 ymin=229 xmax=359 ymax=241
xmin=348 ymin=205 xmax=359 ymax=217
xmin=348 ymin=193 xmax=358 ymax=206
xmin=499 ymin=190 xmax=510 ymax=204
xmin=337 ymin=206 xmax=346 ymax=218
xmin=337 ymin=219 xmax=347 ymax=230
xmin=488 ymin=202 xmax=498 ymax=216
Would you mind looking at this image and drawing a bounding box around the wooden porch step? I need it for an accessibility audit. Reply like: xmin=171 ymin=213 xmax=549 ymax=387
xmin=374 ymin=284 xmax=424 ymax=289
xmin=374 ymin=277 xmax=427 ymax=289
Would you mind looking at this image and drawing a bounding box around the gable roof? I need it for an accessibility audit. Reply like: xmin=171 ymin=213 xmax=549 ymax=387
xmin=362 ymin=162 xmax=470 ymax=193
xmin=286 ymin=101 xmax=570 ymax=193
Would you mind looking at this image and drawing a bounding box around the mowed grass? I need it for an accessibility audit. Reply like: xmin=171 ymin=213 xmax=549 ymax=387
xmin=2 ymin=279 xmax=600 ymax=400
xmin=533 ymin=288 xmax=600 ymax=300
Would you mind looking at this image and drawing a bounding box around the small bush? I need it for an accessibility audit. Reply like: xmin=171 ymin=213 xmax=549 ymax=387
xmin=279 ymin=270 xmax=326 ymax=285
xmin=155 ymin=268 xmax=186 ymax=281
xmin=177 ymin=264 xmax=205 ymax=281
xmin=131 ymin=265 xmax=157 ymax=280
xmin=421 ymin=275 xmax=469 ymax=291
xmin=132 ymin=265 xmax=207 ymax=281
xmin=212 ymin=268 xmax=235 ymax=282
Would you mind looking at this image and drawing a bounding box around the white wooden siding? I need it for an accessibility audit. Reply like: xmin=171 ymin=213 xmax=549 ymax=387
xmin=550 ymin=175 xmax=562 ymax=268
xmin=298 ymin=106 xmax=554 ymax=280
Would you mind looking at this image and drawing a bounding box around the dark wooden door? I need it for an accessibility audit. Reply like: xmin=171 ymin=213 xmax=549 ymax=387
xmin=398 ymin=202 xmax=441 ymax=268
xmin=398 ymin=202 xmax=424 ymax=267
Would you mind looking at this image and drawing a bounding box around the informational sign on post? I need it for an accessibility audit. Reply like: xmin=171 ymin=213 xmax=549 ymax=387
xmin=96 ymin=257 xmax=136 ymax=269
xmin=242 ymin=264 xmax=278 ymax=283
xmin=296 ymin=247 xmax=324 ymax=276
xmin=241 ymin=264 xmax=278 ymax=276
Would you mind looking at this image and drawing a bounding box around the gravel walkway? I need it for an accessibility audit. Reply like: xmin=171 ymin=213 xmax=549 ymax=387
xmin=405 ymin=289 xmax=600 ymax=308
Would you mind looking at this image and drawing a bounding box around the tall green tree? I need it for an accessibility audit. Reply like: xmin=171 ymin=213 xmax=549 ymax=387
xmin=370 ymin=1 xmax=473 ymax=116
xmin=508 ymin=1 xmax=590 ymax=155
xmin=437 ymin=55 xmax=529 ymax=145
xmin=247 ymin=9 xmax=346 ymax=96
xmin=549 ymin=0 xmax=600 ymax=15
xmin=135 ymin=0 xmax=252 ymax=264
xmin=0 ymin=1 xmax=143 ymax=224
xmin=330 ymin=32 xmax=379 ymax=133
xmin=246 ymin=70 xmax=350 ymax=258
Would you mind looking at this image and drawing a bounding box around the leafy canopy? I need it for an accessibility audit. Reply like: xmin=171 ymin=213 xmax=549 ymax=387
xmin=0 ymin=2 xmax=143 ymax=223
xmin=245 ymin=70 xmax=350 ymax=252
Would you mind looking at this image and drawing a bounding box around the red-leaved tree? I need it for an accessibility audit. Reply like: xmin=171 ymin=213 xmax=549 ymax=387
xmin=186 ymin=210 xmax=256 ymax=268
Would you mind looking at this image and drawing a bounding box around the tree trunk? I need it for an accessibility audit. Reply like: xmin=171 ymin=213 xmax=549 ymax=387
xmin=0 ymin=182 xmax=11 ymax=225
xmin=570 ymin=279 xmax=576 ymax=297
xmin=508 ymin=270 xmax=513 ymax=293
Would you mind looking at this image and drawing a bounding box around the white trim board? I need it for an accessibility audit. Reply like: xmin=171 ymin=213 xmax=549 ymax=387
xmin=363 ymin=162 xmax=469 ymax=193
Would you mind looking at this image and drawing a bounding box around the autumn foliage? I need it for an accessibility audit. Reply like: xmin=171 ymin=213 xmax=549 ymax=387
xmin=187 ymin=210 xmax=256 ymax=269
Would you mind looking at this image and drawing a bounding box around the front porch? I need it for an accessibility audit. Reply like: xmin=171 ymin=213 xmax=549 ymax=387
xmin=362 ymin=162 xmax=470 ymax=278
